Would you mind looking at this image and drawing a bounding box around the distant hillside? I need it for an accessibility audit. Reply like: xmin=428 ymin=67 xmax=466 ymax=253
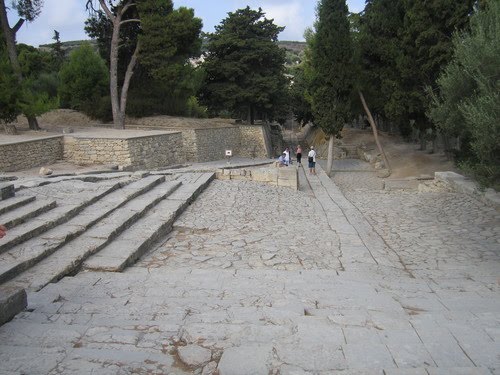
xmin=277 ymin=41 xmax=306 ymax=53
xmin=38 ymin=39 xmax=306 ymax=66
xmin=278 ymin=41 xmax=306 ymax=66
xmin=38 ymin=39 xmax=97 ymax=54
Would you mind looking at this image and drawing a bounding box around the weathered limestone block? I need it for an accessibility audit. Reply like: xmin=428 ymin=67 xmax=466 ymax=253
xmin=0 ymin=288 xmax=27 ymax=326
xmin=0 ymin=183 xmax=15 ymax=200
xmin=251 ymin=169 xmax=278 ymax=184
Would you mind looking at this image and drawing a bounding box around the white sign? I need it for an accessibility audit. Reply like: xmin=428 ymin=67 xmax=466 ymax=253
xmin=225 ymin=150 xmax=232 ymax=157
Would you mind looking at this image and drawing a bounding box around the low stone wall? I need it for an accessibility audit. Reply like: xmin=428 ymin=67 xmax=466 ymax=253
xmin=216 ymin=166 xmax=298 ymax=190
xmin=0 ymin=124 xmax=272 ymax=172
xmin=64 ymin=132 xmax=184 ymax=170
xmin=127 ymin=133 xmax=184 ymax=169
xmin=180 ymin=125 xmax=269 ymax=163
xmin=0 ymin=136 xmax=63 ymax=172
xmin=435 ymin=171 xmax=500 ymax=210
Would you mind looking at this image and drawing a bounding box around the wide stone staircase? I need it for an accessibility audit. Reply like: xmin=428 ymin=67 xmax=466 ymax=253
xmin=0 ymin=172 xmax=214 ymax=325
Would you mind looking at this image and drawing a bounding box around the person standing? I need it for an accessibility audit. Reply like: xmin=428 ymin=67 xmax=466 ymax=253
xmin=308 ymin=146 xmax=317 ymax=175
xmin=284 ymin=147 xmax=290 ymax=166
xmin=296 ymin=145 xmax=302 ymax=165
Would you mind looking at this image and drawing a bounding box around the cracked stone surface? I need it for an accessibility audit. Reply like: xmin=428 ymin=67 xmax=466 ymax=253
xmin=0 ymin=162 xmax=499 ymax=374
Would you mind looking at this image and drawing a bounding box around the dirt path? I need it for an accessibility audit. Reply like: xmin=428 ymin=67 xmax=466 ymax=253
xmin=308 ymin=127 xmax=457 ymax=179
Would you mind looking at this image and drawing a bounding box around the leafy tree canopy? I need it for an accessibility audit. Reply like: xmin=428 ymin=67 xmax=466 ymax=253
xmin=11 ymin=0 xmax=43 ymax=22
xmin=428 ymin=0 xmax=500 ymax=186
xmin=0 ymin=37 xmax=20 ymax=123
xmin=199 ymin=6 xmax=288 ymax=123
xmin=59 ymin=43 xmax=109 ymax=112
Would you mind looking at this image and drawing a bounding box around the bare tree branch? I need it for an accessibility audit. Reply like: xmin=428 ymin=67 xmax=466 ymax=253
xmin=120 ymin=18 xmax=140 ymax=26
xmin=98 ymin=0 xmax=114 ymax=21
xmin=12 ymin=18 xmax=25 ymax=33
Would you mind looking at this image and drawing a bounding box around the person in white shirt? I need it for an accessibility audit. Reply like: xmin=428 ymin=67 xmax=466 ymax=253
xmin=283 ymin=147 xmax=290 ymax=166
xmin=278 ymin=152 xmax=287 ymax=167
xmin=307 ymin=146 xmax=316 ymax=175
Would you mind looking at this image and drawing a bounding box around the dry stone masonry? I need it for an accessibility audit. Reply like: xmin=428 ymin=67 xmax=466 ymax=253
xmin=0 ymin=124 xmax=272 ymax=173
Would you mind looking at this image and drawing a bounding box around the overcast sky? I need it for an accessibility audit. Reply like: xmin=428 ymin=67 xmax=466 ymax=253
xmin=8 ymin=0 xmax=366 ymax=47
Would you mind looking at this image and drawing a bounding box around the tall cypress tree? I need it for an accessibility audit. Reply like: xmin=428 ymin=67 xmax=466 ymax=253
xmin=311 ymin=0 xmax=353 ymax=175
xmin=359 ymin=0 xmax=408 ymax=134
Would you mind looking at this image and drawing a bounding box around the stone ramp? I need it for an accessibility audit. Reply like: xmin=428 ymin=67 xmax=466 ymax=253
xmin=0 ymin=268 xmax=496 ymax=374
xmin=83 ymin=173 xmax=214 ymax=272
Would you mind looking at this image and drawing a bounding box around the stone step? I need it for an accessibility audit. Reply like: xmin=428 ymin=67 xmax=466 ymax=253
xmin=0 ymin=176 xmax=165 ymax=285
xmin=168 ymin=172 xmax=215 ymax=201
xmin=0 ymin=180 xmax=125 ymax=253
xmin=0 ymin=198 xmax=57 ymax=230
xmin=0 ymin=195 xmax=36 ymax=216
xmin=1 ymin=179 xmax=180 ymax=292
xmin=13 ymin=171 xmax=134 ymax=191
xmin=82 ymin=173 xmax=214 ymax=272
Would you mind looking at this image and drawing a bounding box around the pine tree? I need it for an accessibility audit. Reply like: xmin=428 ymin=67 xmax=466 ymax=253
xmin=200 ymin=7 xmax=288 ymax=124
xmin=311 ymin=0 xmax=353 ymax=175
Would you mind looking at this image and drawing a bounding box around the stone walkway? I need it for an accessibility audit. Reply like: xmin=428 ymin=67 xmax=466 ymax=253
xmin=0 ymin=160 xmax=499 ymax=374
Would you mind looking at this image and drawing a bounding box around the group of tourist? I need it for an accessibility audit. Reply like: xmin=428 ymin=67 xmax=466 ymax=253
xmin=278 ymin=145 xmax=316 ymax=175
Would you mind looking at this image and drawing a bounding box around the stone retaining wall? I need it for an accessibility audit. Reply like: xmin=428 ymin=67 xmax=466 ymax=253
xmin=239 ymin=125 xmax=269 ymax=158
xmin=0 ymin=136 xmax=63 ymax=172
xmin=0 ymin=124 xmax=271 ymax=172
xmin=180 ymin=125 xmax=269 ymax=163
xmin=64 ymin=132 xmax=184 ymax=169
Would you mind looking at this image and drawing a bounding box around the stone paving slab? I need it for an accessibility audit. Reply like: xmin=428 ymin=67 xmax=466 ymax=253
xmin=1 ymin=265 xmax=497 ymax=373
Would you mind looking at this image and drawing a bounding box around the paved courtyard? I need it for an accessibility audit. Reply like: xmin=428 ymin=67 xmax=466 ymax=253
xmin=0 ymin=160 xmax=499 ymax=374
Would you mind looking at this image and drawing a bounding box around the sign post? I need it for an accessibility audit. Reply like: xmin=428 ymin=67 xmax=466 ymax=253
xmin=225 ymin=149 xmax=232 ymax=165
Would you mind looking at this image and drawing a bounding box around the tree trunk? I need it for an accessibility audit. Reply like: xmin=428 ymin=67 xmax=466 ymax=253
xmin=27 ymin=116 xmax=40 ymax=130
xmin=358 ymin=91 xmax=391 ymax=174
xmin=250 ymin=106 xmax=255 ymax=125
xmin=109 ymin=15 xmax=122 ymax=129
xmin=0 ymin=1 xmax=24 ymax=132
xmin=117 ymin=40 xmax=140 ymax=129
xmin=326 ymin=135 xmax=334 ymax=177
xmin=419 ymin=131 xmax=426 ymax=151
xmin=0 ymin=2 xmax=22 ymax=79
